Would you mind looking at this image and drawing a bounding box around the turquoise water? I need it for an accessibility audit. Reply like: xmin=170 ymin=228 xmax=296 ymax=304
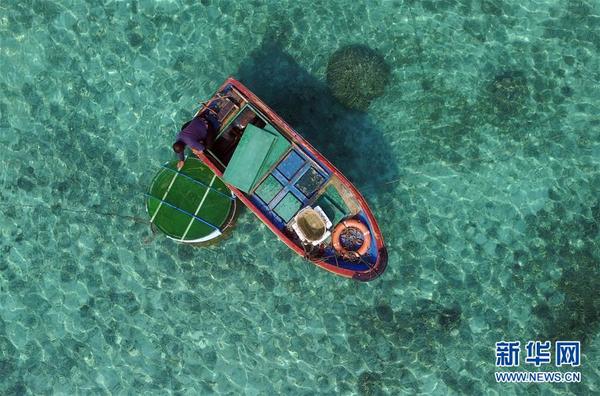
xmin=1 ymin=0 xmax=599 ymax=394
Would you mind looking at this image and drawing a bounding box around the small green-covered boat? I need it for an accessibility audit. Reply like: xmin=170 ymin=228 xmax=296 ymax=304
xmin=146 ymin=158 xmax=237 ymax=244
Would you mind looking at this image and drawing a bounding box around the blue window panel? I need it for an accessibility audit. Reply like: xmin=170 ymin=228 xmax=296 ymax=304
xmin=277 ymin=150 xmax=305 ymax=180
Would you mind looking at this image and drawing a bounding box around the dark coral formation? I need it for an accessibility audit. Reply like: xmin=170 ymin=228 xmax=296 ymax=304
xmin=438 ymin=305 xmax=462 ymax=331
xmin=555 ymin=252 xmax=599 ymax=343
xmin=481 ymin=0 xmax=507 ymax=16
xmin=410 ymin=81 xmax=481 ymax=165
xmin=543 ymin=0 xmax=600 ymax=51
xmin=342 ymin=299 xmax=464 ymax=395
xmin=346 ymin=298 xmax=465 ymax=394
xmin=522 ymin=190 xmax=600 ymax=345
xmin=412 ymin=299 xmax=463 ymax=333
xmin=357 ymin=371 xmax=383 ymax=396
xmin=486 ymin=70 xmax=530 ymax=117
xmin=326 ymin=45 xmax=391 ymax=111
xmin=375 ymin=304 xmax=394 ymax=323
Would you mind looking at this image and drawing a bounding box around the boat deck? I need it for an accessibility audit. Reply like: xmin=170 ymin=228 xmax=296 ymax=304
xmin=250 ymin=147 xmax=331 ymax=229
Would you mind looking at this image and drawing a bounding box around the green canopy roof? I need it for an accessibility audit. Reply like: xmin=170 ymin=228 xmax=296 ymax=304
xmin=222 ymin=123 xmax=290 ymax=193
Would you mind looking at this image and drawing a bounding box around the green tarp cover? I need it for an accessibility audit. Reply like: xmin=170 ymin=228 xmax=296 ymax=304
xmin=274 ymin=192 xmax=302 ymax=222
xmin=222 ymin=123 xmax=291 ymax=193
xmin=255 ymin=174 xmax=282 ymax=204
xmin=222 ymin=124 xmax=275 ymax=192
xmin=315 ymin=186 xmax=349 ymax=225
xmin=255 ymin=124 xmax=291 ymax=189
xmin=146 ymin=159 xmax=233 ymax=241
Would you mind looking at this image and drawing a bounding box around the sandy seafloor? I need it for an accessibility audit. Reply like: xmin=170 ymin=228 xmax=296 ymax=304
xmin=1 ymin=0 xmax=599 ymax=394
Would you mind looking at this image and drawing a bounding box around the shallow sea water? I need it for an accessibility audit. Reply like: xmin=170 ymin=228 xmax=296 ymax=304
xmin=1 ymin=0 xmax=599 ymax=394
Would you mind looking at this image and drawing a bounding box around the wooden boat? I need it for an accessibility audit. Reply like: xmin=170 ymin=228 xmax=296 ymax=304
xmin=191 ymin=78 xmax=387 ymax=281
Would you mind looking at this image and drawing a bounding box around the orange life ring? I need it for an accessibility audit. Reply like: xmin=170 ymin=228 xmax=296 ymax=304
xmin=332 ymin=219 xmax=371 ymax=259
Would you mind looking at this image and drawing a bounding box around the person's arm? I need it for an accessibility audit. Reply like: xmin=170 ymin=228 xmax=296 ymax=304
xmin=176 ymin=150 xmax=185 ymax=170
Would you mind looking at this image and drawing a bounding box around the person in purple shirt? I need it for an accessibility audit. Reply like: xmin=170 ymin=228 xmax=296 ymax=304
xmin=173 ymin=109 xmax=220 ymax=170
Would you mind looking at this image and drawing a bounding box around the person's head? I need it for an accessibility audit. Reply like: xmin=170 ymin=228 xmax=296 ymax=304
xmin=172 ymin=141 xmax=185 ymax=154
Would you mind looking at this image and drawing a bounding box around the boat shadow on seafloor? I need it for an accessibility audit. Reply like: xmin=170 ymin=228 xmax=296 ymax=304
xmin=234 ymin=41 xmax=400 ymax=194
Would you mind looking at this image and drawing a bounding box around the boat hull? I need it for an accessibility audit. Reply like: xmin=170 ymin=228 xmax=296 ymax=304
xmin=195 ymin=78 xmax=387 ymax=281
